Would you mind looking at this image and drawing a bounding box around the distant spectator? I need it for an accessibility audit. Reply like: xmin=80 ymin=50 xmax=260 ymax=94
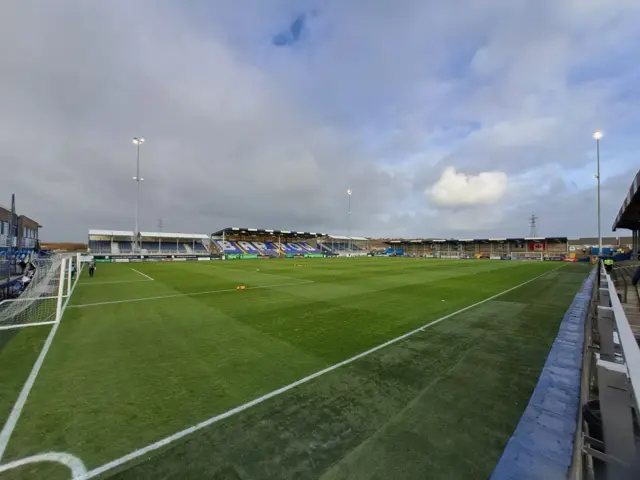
xmin=632 ymin=265 xmax=640 ymax=287
xmin=604 ymin=258 xmax=614 ymax=273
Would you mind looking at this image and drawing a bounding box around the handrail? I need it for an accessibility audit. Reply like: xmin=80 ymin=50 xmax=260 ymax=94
xmin=604 ymin=270 xmax=640 ymax=412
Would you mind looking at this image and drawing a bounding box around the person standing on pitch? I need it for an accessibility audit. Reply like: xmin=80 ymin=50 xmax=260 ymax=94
xmin=89 ymin=262 xmax=96 ymax=278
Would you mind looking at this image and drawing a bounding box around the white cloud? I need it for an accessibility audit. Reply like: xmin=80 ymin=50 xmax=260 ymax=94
xmin=0 ymin=1 xmax=638 ymax=240
xmin=427 ymin=167 xmax=508 ymax=206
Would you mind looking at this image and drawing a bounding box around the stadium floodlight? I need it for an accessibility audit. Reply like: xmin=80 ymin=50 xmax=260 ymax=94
xmin=347 ymin=189 xmax=352 ymax=253
xmin=132 ymin=137 xmax=145 ymax=251
xmin=593 ymin=131 xmax=602 ymax=257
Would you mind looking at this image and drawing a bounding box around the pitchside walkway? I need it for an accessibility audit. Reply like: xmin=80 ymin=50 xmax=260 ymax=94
xmin=494 ymin=169 xmax=640 ymax=479
xmin=612 ymin=263 xmax=640 ymax=334
xmin=491 ymin=269 xmax=594 ymax=479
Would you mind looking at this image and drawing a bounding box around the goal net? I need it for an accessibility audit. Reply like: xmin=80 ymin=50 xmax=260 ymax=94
xmin=0 ymin=255 xmax=73 ymax=330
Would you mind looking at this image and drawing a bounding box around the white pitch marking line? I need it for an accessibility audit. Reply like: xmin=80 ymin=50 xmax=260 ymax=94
xmin=0 ymin=320 xmax=56 ymax=331
xmin=0 ymin=452 xmax=87 ymax=478
xmin=76 ymin=279 xmax=152 ymax=287
xmin=68 ymin=280 xmax=315 ymax=309
xmin=131 ymin=269 xmax=154 ymax=281
xmin=82 ymin=264 xmax=566 ymax=479
xmin=0 ymin=262 xmax=83 ymax=462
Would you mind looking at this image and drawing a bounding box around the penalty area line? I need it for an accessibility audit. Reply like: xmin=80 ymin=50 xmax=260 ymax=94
xmin=131 ymin=269 xmax=154 ymax=281
xmin=83 ymin=264 xmax=566 ymax=479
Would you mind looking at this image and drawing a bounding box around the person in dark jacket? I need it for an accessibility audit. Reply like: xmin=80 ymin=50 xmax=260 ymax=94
xmin=632 ymin=265 xmax=640 ymax=286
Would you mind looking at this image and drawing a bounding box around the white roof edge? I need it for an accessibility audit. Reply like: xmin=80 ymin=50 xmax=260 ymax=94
xmin=139 ymin=231 xmax=209 ymax=239
xmin=326 ymin=235 xmax=368 ymax=240
xmin=88 ymin=229 xmax=134 ymax=236
xmin=489 ymin=238 xmax=508 ymax=241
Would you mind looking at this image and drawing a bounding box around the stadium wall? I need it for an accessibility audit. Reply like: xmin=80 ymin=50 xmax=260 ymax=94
xmin=491 ymin=267 xmax=596 ymax=479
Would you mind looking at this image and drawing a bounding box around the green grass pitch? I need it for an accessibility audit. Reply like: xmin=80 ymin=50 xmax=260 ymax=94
xmin=0 ymin=257 xmax=590 ymax=479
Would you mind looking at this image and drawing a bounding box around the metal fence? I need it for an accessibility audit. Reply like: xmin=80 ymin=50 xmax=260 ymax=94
xmin=572 ymin=261 xmax=640 ymax=479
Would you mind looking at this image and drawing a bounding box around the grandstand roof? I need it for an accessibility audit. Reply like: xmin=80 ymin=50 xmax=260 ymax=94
xmin=613 ymin=169 xmax=640 ymax=231
xmin=88 ymin=230 xmax=209 ymax=239
xmin=326 ymin=235 xmax=369 ymax=241
xmin=211 ymin=227 xmax=327 ymax=238
xmin=89 ymin=229 xmax=134 ymax=237
xmin=140 ymin=231 xmax=209 ymax=239
xmin=384 ymin=237 xmax=568 ymax=245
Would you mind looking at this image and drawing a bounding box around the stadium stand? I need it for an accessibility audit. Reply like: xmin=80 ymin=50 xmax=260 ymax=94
xmin=383 ymin=237 xmax=570 ymax=259
xmin=87 ymin=230 xmax=210 ymax=255
xmin=317 ymin=235 xmax=369 ymax=256
xmin=193 ymin=242 xmax=208 ymax=253
xmin=210 ymin=227 xmax=327 ymax=257
xmin=212 ymin=240 xmax=243 ymax=254
xmin=138 ymin=232 xmax=209 ymax=255
xmin=118 ymin=241 xmax=132 ymax=253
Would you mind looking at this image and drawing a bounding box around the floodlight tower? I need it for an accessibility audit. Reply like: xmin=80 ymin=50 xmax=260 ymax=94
xmin=347 ymin=189 xmax=352 ymax=252
xmin=593 ymin=131 xmax=602 ymax=257
xmin=133 ymin=137 xmax=145 ymax=250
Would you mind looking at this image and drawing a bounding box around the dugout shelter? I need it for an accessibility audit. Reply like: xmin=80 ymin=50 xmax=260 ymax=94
xmin=613 ymin=169 xmax=640 ymax=255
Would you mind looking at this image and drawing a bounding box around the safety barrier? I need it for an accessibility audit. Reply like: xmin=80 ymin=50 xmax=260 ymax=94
xmin=571 ymin=261 xmax=640 ymax=479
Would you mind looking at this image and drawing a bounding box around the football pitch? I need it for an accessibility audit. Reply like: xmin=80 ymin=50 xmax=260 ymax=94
xmin=0 ymin=257 xmax=590 ymax=479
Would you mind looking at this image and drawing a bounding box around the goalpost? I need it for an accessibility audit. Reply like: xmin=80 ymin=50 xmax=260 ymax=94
xmin=0 ymin=255 xmax=79 ymax=330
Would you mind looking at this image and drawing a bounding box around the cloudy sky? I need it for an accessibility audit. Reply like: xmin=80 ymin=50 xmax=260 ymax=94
xmin=1 ymin=0 xmax=639 ymax=241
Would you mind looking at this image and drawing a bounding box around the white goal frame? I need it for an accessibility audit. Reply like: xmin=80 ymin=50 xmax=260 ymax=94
xmin=0 ymin=255 xmax=79 ymax=331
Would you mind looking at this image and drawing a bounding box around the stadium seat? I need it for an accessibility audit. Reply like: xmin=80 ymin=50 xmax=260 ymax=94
xmin=193 ymin=243 xmax=209 ymax=253
xmin=88 ymin=240 xmax=112 ymax=254
xmin=213 ymin=240 xmax=243 ymax=254
xmin=298 ymin=242 xmax=321 ymax=254
xmin=117 ymin=242 xmax=133 ymax=253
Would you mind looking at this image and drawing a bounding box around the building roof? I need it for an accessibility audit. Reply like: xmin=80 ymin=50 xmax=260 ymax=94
xmin=211 ymin=227 xmax=327 ymax=238
xmin=18 ymin=215 xmax=42 ymax=227
xmin=383 ymin=237 xmax=568 ymax=245
xmin=613 ymin=169 xmax=640 ymax=231
xmin=140 ymin=232 xmax=209 ymax=240
xmin=89 ymin=230 xmax=208 ymax=239
xmin=325 ymin=234 xmax=369 ymax=241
